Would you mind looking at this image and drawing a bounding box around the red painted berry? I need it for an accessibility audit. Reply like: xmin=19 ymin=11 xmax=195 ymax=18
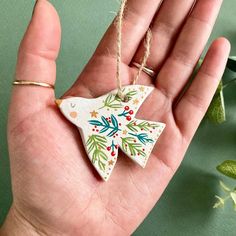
xmin=107 ymin=147 xmax=111 ymax=151
xmin=126 ymin=116 xmax=131 ymax=121
xmin=111 ymin=151 xmax=116 ymax=156
xmin=124 ymin=106 xmax=129 ymax=111
xmin=129 ymin=110 xmax=134 ymax=115
xmin=115 ymin=145 xmax=119 ymax=149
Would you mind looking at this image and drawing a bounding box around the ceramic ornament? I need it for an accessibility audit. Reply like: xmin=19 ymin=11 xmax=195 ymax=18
xmin=56 ymin=85 xmax=165 ymax=181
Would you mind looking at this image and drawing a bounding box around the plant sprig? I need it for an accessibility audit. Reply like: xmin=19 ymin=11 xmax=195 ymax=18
xmin=126 ymin=120 xmax=159 ymax=133
xmin=214 ymin=160 xmax=236 ymax=210
xmin=130 ymin=132 xmax=154 ymax=145
xmin=121 ymin=137 xmax=146 ymax=157
xmin=100 ymin=89 xmax=137 ymax=109
xmin=86 ymin=135 xmax=108 ymax=171
xmin=89 ymin=115 xmax=120 ymax=137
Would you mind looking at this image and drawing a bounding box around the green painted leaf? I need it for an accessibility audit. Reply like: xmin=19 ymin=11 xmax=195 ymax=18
xmin=88 ymin=143 xmax=95 ymax=153
xmin=126 ymin=121 xmax=138 ymax=132
xmin=121 ymin=137 xmax=146 ymax=157
xmin=126 ymin=90 xmax=137 ymax=99
xmin=86 ymin=135 xmax=108 ymax=171
xmin=98 ymin=160 xmax=106 ymax=171
xmin=101 ymin=94 xmax=122 ymax=109
xmin=94 ymin=135 xmax=106 ymax=143
xmin=217 ymin=160 xmax=236 ymax=179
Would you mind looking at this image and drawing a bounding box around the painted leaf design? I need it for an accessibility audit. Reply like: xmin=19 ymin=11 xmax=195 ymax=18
xmin=89 ymin=120 xmax=103 ymax=126
xmin=121 ymin=137 xmax=146 ymax=157
xmin=111 ymin=114 xmax=118 ymax=129
xmin=101 ymin=94 xmax=122 ymax=109
xmin=127 ymin=120 xmax=159 ymax=132
xmin=86 ymin=135 xmax=108 ymax=172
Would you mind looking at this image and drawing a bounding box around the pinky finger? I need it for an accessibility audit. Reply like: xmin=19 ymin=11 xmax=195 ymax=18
xmin=174 ymin=37 xmax=230 ymax=141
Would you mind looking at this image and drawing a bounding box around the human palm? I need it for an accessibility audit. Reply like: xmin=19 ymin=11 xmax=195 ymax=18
xmin=3 ymin=0 xmax=230 ymax=235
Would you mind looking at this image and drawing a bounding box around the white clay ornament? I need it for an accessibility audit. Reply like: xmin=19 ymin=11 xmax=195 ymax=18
xmin=56 ymin=85 xmax=165 ymax=181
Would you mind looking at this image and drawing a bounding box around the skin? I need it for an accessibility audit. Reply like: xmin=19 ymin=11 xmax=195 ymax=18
xmin=0 ymin=0 xmax=230 ymax=235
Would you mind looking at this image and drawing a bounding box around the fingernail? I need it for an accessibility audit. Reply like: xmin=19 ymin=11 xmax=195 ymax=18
xmin=32 ymin=0 xmax=38 ymax=18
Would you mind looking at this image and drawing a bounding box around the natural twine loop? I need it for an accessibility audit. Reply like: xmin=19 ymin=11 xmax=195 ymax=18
xmin=115 ymin=0 xmax=152 ymax=101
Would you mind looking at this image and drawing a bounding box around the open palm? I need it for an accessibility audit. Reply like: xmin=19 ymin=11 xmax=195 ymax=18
xmin=3 ymin=0 xmax=230 ymax=235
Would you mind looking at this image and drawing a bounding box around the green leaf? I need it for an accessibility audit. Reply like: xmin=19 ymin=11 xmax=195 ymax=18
xmin=213 ymin=195 xmax=225 ymax=209
xmin=206 ymin=81 xmax=226 ymax=124
xmin=217 ymin=160 xmax=236 ymax=179
xmin=230 ymin=192 xmax=236 ymax=210
xmin=219 ymin=181 xmax=231 ymax=192
xmin=226 ymin=57 xmax=236 ymax=72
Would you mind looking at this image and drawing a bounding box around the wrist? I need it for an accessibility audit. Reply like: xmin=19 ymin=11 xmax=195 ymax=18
xmin=0 ymin=206 xmax=42 ymax=236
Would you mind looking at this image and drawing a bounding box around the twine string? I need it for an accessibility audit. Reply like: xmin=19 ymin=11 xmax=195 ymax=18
xmin=116 ymin=0 xmax=152 ymax=100
xmin=133 ymin=29 xmax=152 ymax=85
xmin=116 ymin=0 xmax=127 ymax=100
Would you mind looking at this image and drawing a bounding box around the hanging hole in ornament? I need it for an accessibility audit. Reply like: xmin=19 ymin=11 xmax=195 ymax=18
xmin=116 ymin=93 xmax=130 ymax=103
xmin=122 ymin=95 xmax=130 ymax=103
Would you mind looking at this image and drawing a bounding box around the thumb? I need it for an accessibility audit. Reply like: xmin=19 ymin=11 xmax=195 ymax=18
xmin=9 ymin=0 xmax=61 ymax=129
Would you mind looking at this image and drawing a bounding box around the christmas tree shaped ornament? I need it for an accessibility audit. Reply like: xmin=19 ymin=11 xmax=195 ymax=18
xmin=56 ymin=0 xmax=166 ymax=181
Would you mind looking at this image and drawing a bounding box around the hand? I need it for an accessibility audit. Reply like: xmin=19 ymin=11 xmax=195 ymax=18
xmin=1 ymin=0 xmax=230 ymax=235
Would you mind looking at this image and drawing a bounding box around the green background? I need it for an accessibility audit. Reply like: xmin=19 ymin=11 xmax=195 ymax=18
xmin=0 ymin=0 xmax=236 ymax=235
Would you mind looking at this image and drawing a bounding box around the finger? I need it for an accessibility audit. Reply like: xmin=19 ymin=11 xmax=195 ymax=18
xmin=9 ymin=0 xmax=61 ymax=126
xmin=156 ymin=0 xmax=223 ymax=100
xmin=94 ymin=0 xmax=163 ymax=64
xmin=174 ymin=38 xmax=230 ymax=141
xmin=132 ymin=0 xmax=195 ymax=71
